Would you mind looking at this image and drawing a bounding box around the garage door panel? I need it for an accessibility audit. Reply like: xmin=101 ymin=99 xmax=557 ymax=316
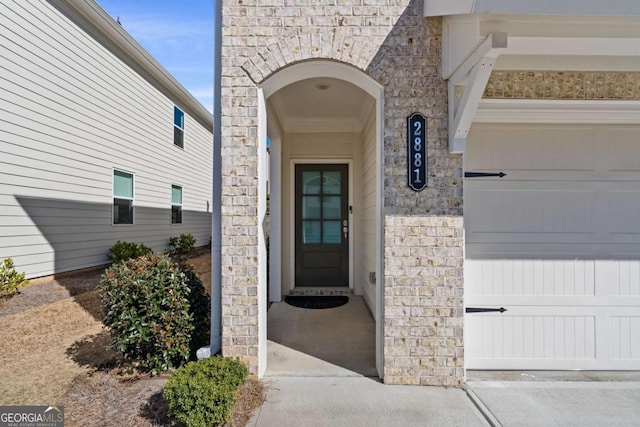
xmin=466 ymin=126 xmax=598 ymax=171
xmin=466 ymin=312 xmax=596 ymax=361
xmin=465 ymin=124 xmax=640 ymax=370
xmin=598 ymin=259 xmax=640 ymax=296
xmin=607 ymin=190 xmax=640 ymax=233
xmin=468 ymin=257 xmax=640 ymax=298
xmin=466 ymin=188 xmax=595 ymax=234
xmin=607 ymin=130 xmax=640 ymax=171
xmin=610 ymin=316 xmax=640 ymax=360
xmin=466 ymin=258 xmax=596 ymax=297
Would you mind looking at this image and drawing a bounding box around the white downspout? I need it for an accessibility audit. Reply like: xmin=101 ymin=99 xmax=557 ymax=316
xmin=199 ymin=0 xmax=222 ymax=358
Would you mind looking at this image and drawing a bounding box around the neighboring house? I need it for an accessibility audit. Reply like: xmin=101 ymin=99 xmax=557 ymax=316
xmin=0 ymin=0 xmax=213 ymax=279
xmin=217 ymin=0 xmax=640 ymax=385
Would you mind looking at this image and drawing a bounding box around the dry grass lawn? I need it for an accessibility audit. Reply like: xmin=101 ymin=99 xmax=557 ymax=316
xmin=0 ymin=290 xmax=105 ymax=405
xmin=0 ymin=249 xmax=263 ymax=426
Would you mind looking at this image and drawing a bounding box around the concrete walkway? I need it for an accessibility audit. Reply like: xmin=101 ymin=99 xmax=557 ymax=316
xmin=266 ymin=296 xmax=376 ymax=377
xmin=248 ymin=376 xmax=489 ymax=427
xmin=254 ymin=296 xmax=488 ymax=426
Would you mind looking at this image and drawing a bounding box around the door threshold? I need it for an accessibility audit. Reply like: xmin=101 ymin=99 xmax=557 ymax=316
xmin=289 ymin=287 xmax=353 ymax=296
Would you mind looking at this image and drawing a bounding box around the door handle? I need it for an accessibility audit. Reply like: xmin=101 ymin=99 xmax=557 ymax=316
xmin=342 ymin=219 xmax=348 ymax=240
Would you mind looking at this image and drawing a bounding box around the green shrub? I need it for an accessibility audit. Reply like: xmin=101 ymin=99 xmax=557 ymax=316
xmin=0 ymin=258 xmax=28 ymax=298
xmin=181 ymin=265 xmax=210 ymax=356
xmin=107 ymin=240 xmax=152 ymax=264
xmin=169 ymin=233 xmax=196 ymax=259
xmin=98 ymin=254 xmax=210 ymax=373
xmin=163 ymin=357 xmax=248 ymax=427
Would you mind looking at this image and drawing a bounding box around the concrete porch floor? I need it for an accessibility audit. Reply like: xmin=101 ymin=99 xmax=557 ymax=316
xmin=266 ymin=295 xmax=377 ymax=377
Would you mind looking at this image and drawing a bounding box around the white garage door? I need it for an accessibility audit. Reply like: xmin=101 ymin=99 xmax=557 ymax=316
xmin=465 ymin=125 xmax=640 ymax=370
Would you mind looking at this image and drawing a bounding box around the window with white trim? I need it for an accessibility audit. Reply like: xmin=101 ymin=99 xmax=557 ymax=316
xmin=113 ymin=170 xmax=134 ymax=225
xmin=172 ymin=185 xmax=182 ymax=224
xmin=174 ymin=106 xmax=184 ymax=148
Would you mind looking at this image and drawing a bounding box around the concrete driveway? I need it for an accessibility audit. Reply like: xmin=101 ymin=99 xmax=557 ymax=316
xmin=467 ymin=380 xmax=640 ymax=427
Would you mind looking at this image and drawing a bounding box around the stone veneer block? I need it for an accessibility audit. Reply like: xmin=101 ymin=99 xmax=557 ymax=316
xmin=485 ymin=70 xmax=640 ymax=100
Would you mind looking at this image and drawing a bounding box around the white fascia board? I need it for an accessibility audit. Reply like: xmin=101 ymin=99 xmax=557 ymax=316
xmin=505 ymin=37 xmax=640 ymax=57
xmin=424 ymin=0 xmax=475 ymax=16
xmin=475 ymin=99 xmax=640 ymax=124
xmin=495 ymin=55 xmax=640 ymax=72
xmin=425 ymin=0 xmax=640 ymax=17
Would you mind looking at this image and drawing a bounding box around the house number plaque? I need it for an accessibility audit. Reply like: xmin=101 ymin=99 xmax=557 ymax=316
xmin=407 ymin=112 xmax=427 ymax=191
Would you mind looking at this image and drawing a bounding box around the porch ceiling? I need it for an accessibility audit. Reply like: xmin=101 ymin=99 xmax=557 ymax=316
xmin=267 ymin=77 xmax=375 ymax=134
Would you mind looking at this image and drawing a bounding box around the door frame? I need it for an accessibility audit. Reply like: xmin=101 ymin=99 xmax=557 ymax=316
xmin=289 ymin=158 xmax=354 ymax=291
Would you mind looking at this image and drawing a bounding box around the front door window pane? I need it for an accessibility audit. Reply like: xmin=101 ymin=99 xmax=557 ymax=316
xmin=323 ymin=221 xmax=341 ymax=244
xmin=302 ymin=171 xmax=322 ymax=194
xmin=302 ymin=196 xmax=321 ymax=219
xmin=323 ymin=171 xmax=341 ymax=194
xmin=322 ymin=196 xmax=341 ymax=219
xmin=303 ymin=221 xmax=321 ymax=244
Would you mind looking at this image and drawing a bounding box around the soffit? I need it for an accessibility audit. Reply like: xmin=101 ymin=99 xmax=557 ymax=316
xmin=268 ymin=77 xmax=375 ymax=133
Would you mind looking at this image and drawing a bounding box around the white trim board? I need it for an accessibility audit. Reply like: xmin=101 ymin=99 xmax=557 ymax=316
xmin=475 ymin=99 xmax=640 ymax=124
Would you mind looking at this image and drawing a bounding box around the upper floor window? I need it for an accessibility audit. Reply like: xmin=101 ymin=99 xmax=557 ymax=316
xmin=174 ymin=106 xmax=184 ymax=148
xmin=172 ymin=184 xmax=183 ymax=224
xmin=113 ymin=170 xmax=134 ymax=225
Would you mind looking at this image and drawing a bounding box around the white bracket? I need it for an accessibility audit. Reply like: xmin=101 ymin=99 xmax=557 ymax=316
xmin=448 ymin=33 xmax=507 ymax=153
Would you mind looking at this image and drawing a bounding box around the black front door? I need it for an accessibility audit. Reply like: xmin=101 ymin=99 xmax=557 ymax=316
xmin=295 ymin=164 xmax=349 ymax=287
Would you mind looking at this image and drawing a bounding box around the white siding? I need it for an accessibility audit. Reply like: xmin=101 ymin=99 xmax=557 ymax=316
xmin=0 ymin=0 xmax=212 ymax=278
xmin=360 ymin=108 xmax=377 ymax=315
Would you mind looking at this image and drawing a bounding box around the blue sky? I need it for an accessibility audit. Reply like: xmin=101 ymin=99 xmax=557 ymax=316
xmin=97 ymin=0 xmax=214 ymax=113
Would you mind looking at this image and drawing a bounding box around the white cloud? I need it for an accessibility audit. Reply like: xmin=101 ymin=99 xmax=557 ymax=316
xmin=121 ymin=17 xmax=210 ymax=44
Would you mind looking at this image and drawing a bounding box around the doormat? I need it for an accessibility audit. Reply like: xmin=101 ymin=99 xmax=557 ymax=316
xmin=284 ymin=295 xmax=349 ymax=309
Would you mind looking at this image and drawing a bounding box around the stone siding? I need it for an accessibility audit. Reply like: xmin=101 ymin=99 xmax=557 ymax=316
xmin=221 ymin=0 xmax=464 ymax=385
xmin=485 ymin=70 xmax=640 ymax=100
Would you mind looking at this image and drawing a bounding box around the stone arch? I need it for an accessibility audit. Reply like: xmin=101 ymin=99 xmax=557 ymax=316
xmin=240 ymin=29 xmax=395 ymax=85
xmin=261 ymin=59 xmax=383 ymax=99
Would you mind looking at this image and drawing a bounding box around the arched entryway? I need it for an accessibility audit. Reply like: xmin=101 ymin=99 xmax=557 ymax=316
xmin=256 ymin=61 xmax=384 ymax=378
